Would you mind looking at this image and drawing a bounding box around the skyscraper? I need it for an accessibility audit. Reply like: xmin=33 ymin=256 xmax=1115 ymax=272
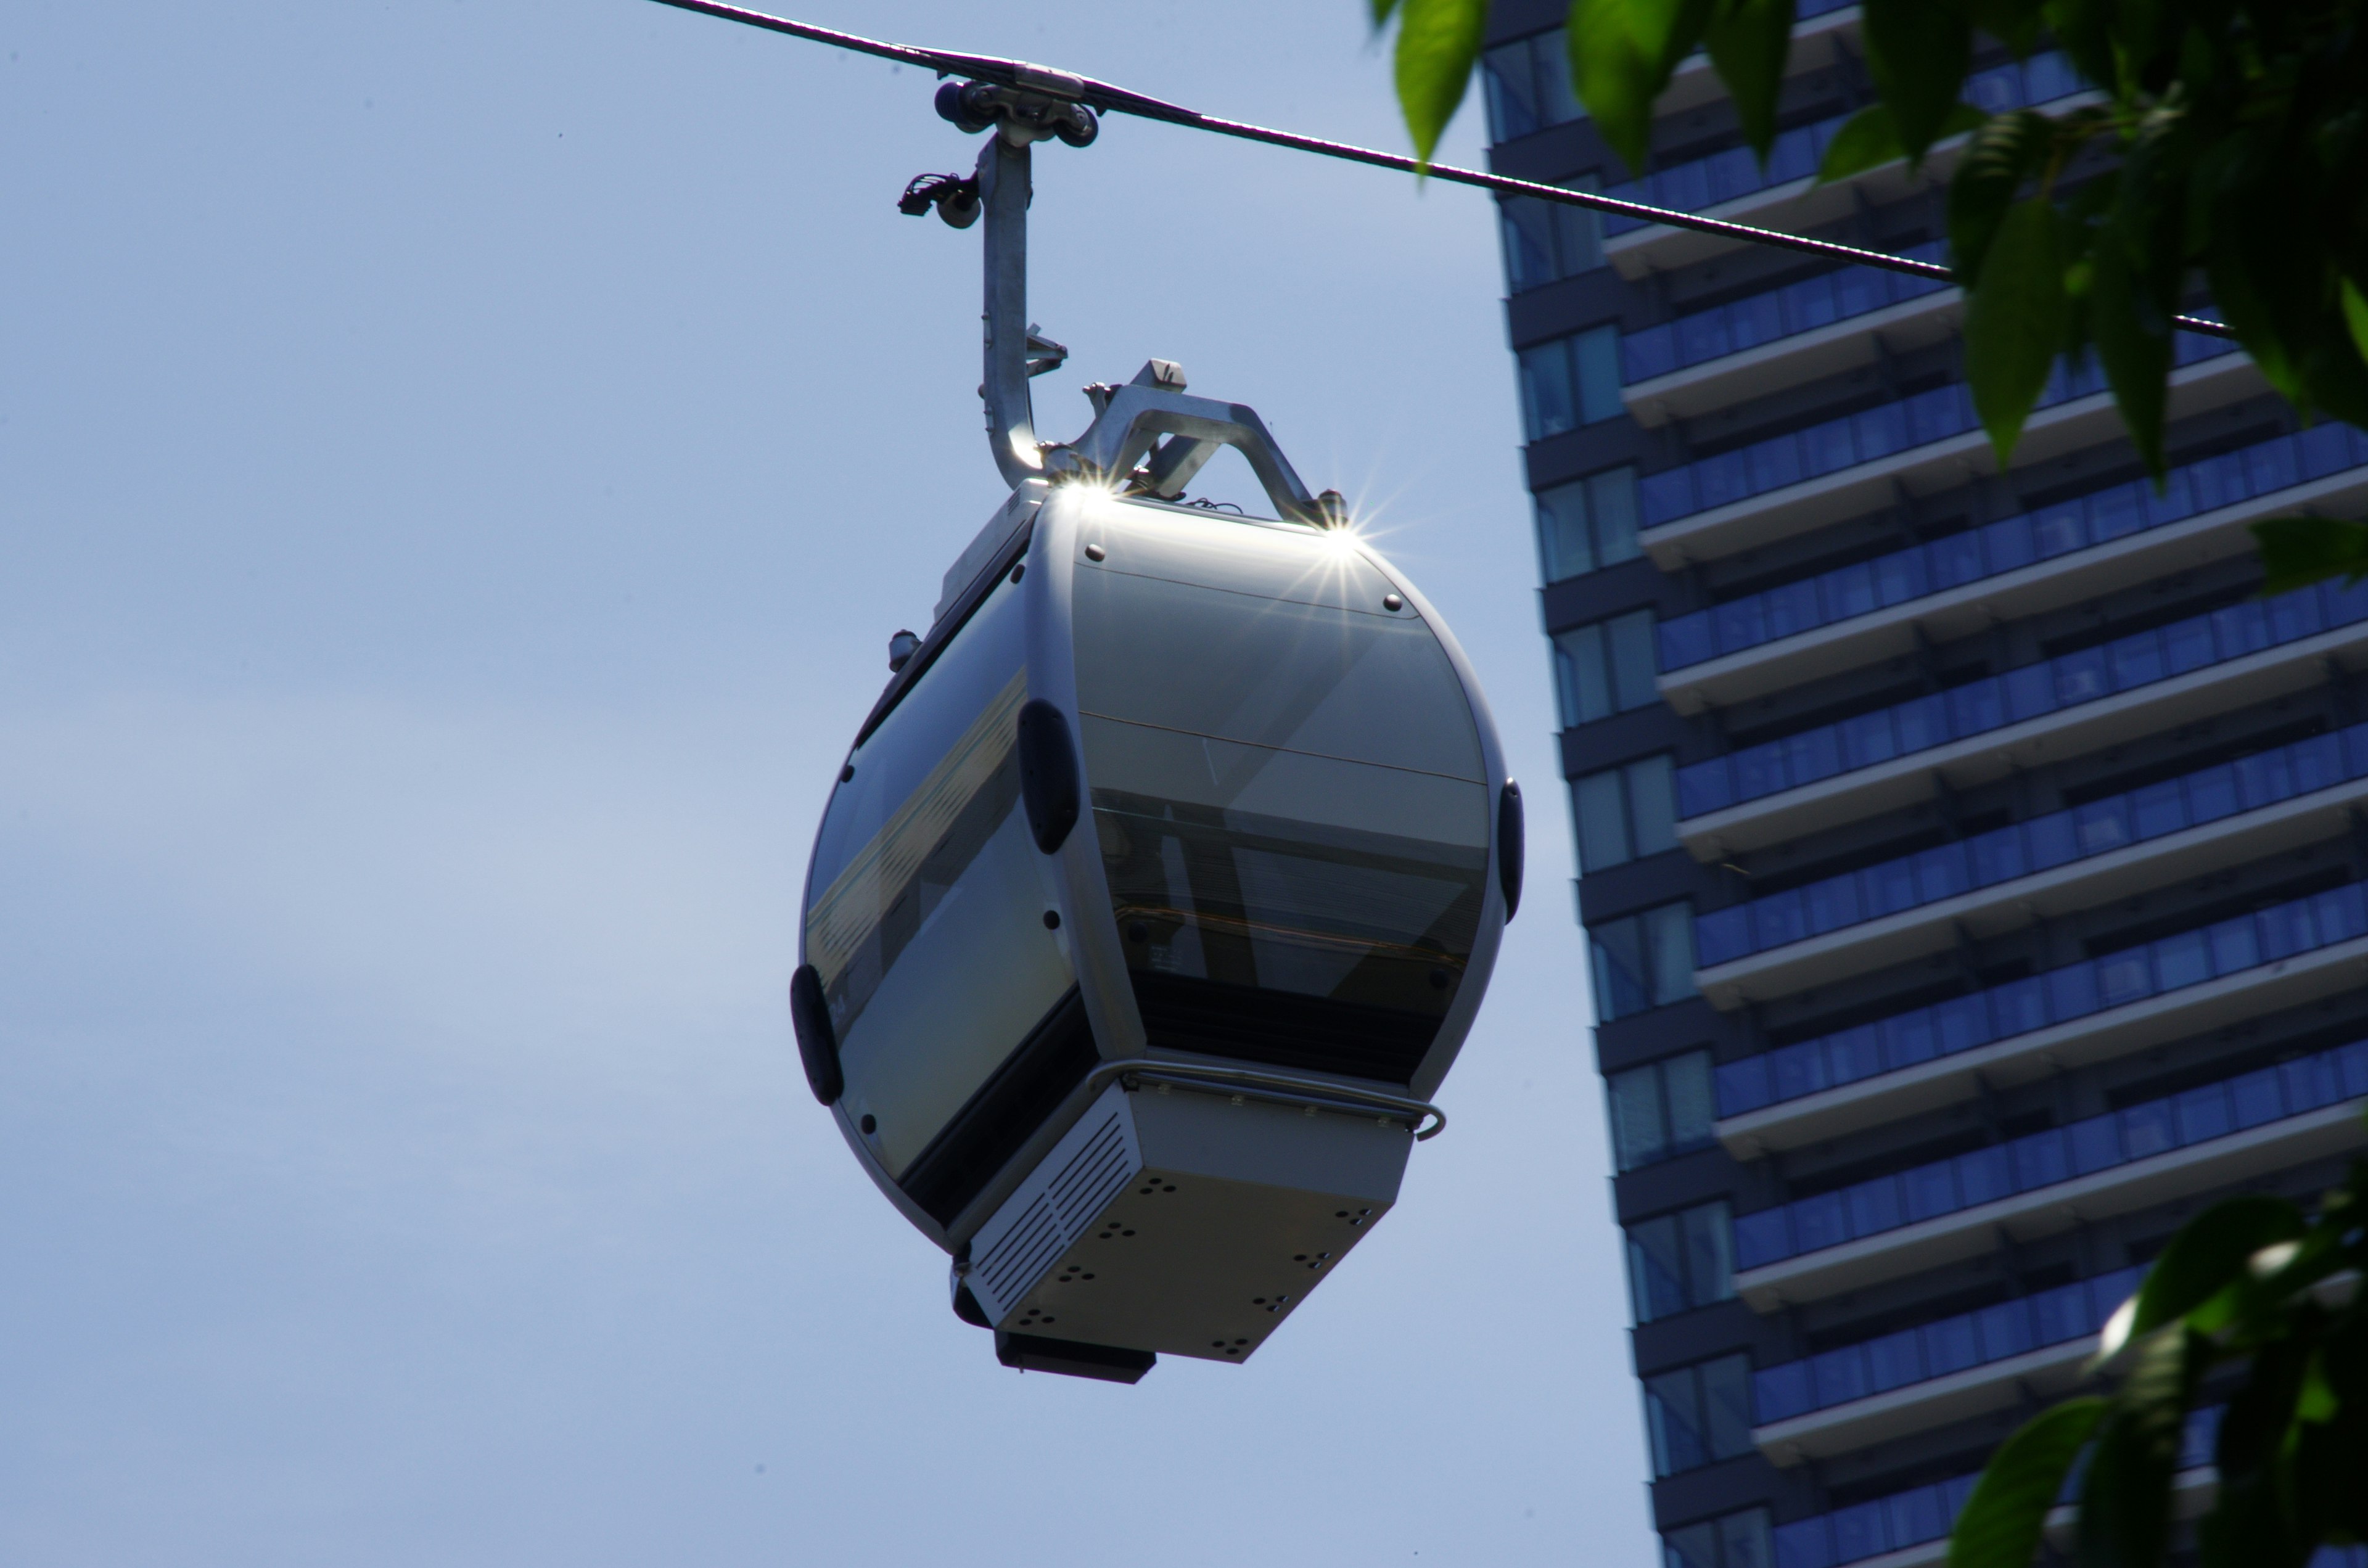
xmin=1478 ymin=7 xmax=2368 ymax=1566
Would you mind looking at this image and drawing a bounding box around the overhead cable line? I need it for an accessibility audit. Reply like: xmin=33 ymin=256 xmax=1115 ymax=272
xmin=641 ymin=0 xmax=2238 ymax=343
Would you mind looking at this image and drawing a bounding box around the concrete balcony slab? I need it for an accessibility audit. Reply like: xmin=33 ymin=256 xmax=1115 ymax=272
xmin=1732 ymin=1102 xmax=2368 ymax=1311
xmin=1693 ymin=774 xmax=2368 ymax=1011
xmin=1675 ymin=618 xmax=2368 ymax=860
xmin=1636 ymin=353 xmax=2259 ymax=572
xmin=1755 ymin=1336 xmax=2094 ymax=1466
xmin=1657 ymin=467 xmax=2368 ymax=718
xmin=1625 ymin=290 xmax=1962 ymax=430
xmin=1600 ymin=92 xmax=2103 ymax=281
xmin=1719 ymin=933 xmax=2368 ymax=1157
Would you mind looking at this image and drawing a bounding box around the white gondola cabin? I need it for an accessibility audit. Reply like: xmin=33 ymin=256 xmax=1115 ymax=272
xmin=787 ymin=81 xmax=1519 ymax=1381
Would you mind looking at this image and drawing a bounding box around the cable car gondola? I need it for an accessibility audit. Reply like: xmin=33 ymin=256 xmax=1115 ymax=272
xmin=788 ymin=76 xmax=1521 ymax=1382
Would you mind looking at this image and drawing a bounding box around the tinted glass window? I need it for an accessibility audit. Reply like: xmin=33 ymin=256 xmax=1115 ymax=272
xmin=1480 ymin=30 xmax=1584 ymax=142
xmin=1554 ymin=610 xmax=1658 ymax=726
xmin=1481 ymin=36 xmax=1547 ymax=141
xmin=1646 ymin=1368 xmax=1706 ymax=1476
xmin=1702 ymin=1353 xmax=1755 ymax=1458
xmin=1534 ymin=467 xmax=1638 ymax=583
xmin=1629 ymin=755 xmax=1679 ymax=855
xmin=1592 ymin=914 xmax=1651 ymax=1018
xmin=1648 ymin=902 xmax=1698 ymax=1005
xmin=1575 ymin=768 xmax=1630 ymax=873
xmin=1683 ymin=1202 xmax=1735 ymax=1307
xmin=1576 ymin=325 xmax=1624 ymax=424
xmin=1499 ymin=183 xmax=1604 ymax=295
xmin=1500 ymin=198 xmax=1560 ymax=293
xmin=1590 ymin=468 xmax=1641 ymax=565
xmin=1665 ymin=1048 xmax=1715 ymax=1145
xmin=1720 ymin=1511 xmax=1774 ymax=1568
xmin=1608 ymin=1062 xmax=1667 ymax=1169
xmin=804 ymin=573 xmax=1076 ymax=1175
xmin=1667 ymin=1523 xmax=1718 ymax=1568
xmin=1611 ymin=612 xmax=1660 ymax=710
xmin=1572 ymin=752 xmax=1677 ymax=873
xmin=809 ymin=573 xmax=1027 ymax=897
xmin=1074 ymin=507 xmax=1492 ymax=1043
xmin=1536 ymin=475 xmax=1598 ymax=581
xmin=1522 ymin=341 xmax=1577 ymax=440
xmin=1592 ymin=903 xmax=1695 ymax=1020
xmin=1627 ymin=1199 xmax=1733 ymax=1322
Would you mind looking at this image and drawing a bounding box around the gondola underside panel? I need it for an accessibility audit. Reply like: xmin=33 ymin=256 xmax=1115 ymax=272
xmin=965 ymin=1082 xmax=1407 ymax=1362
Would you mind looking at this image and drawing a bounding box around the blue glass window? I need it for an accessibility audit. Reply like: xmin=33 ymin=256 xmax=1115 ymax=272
xmin=1590 ymin=901 xmax=1696 ymax=1020
xmin=1480 ymin=29 xmax=1583 ymax=142
xmin=1607 ymin=1049 xmax=1715 ymax=1171
xmin=1535 ymin=467 xmax=1641 ymax=583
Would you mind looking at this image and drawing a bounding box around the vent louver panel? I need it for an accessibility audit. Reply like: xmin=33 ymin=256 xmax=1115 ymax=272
xmin=979 ymin=1197 xmax=1064 ymax=1302
xmin=1048 ymin=1115 xmax=1129 ymax=1229
xmin=966 ymin=1088 xmax=1144 ymax=1323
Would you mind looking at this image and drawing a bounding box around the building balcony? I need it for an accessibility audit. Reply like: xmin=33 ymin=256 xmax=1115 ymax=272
xmin=1600 ymin=54 xmax=2090 ymax=280
xmin=1690 ymin=726 xmax=2368 ymax=1006
xmin=1727 ymin=1041 xmax=2368 ymax=1310
xmin=1759 ymin=1338 xmax=2092 ymax=1466
xmin=1672 ymin=579 xmax=2368 ymax=859
xmin=1656 ymin=425 xmax=2368 ymax=714
xmin=1648 ymin=2 xmax=1864 ymax=123
xmin=1717 ymin=877 xmax=2368 ymax=1149
xmin=1632 ymin=344 xmax=2253 ymax=570
xmin=1761 ymin=1409 xmax=2222 ymax=1568
xmin=1751 ymin=1265 xmax=2137 ymax=1463
xmin=1620 ymin=245 xmax=1956 ymax=427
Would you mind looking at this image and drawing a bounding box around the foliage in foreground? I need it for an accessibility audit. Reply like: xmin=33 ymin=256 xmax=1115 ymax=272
xmin=1370 ymin=0 xmax=2368 ymax=586
xmin=1949 ymin=1141 xmax=2368 ymax=1568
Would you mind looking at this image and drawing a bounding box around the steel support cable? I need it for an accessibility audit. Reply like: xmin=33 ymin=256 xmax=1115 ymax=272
xmin=641 ymin=0 xmax=2237 ymax=342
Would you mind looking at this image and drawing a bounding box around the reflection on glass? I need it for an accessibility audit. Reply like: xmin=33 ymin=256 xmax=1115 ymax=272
xmin=804 ymin=575 xmax=1075 ymax=1175
xmin=1679 ymin=575 xmax=2368 ymax=819
xmin=1087 ymin=726 xmax=1487 ymax=1082
xmin=1072 ymin=515 xmax=1489 ymax=1084
xmin=1730 ymin=1035 xmax=2368 ymax=1268
xmin=1639 ymin=339 xmax=2242 ymax=531
xmin=1697 ymin=726 xmax=2368 ymax=966
xmin=1601 ymin=52 xmax=2082 ymax=237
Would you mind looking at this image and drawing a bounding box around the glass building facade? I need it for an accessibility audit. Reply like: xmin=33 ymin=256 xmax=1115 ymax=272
xmin=1479 ymin=4 xmax=2368 ymax=1563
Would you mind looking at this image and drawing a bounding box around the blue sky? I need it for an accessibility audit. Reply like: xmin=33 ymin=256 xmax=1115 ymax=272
xmin=1 ymin=2 xmax=1648 ymax=1562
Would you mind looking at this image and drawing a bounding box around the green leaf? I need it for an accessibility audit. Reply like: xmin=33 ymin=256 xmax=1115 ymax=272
xmin=2200 ymin=146 xmax=2309 ymax=408
xmin=1949 ymin=1398 xmax=2108 ymax=1568
xmin=2296 ymin=1394 xmax=2368 ymax=1542
xmin=2252 ymin=517 xmax=2368 ymax=596
xmin=1965 ymin=0 xmax=2044 ymax=56
xmin=2301 ymin=289 xmax=2368 ymax=433
xmin=2219 ymin=1333 xmax=2313 ymax=1479
xmin=2079 ymin=281 xmax=2166 ymax=459
xmin=1701 ymin=0 xmax=1794 ymax=159
xmin=2343 ymin=280 xmax=2368 ymax=371
xmin=1819 ymin=102 xmax=1985 ymax=184
xmin=1861 ymin=0 xmax=1972 ymax=164
xmin=2075 ymin=1331 xmax=2200 ymax=1568
xmin=2121 ymin=1195 xmax=2307 ymax=1343
xmin=2045 ymin=0 xmax=2118 ymax=91
xmin=2304 ymin=1318 xmax=2368 ymax=1538
xmin=1369 ymin=0 xmax=1400 ymax=23
xmin=1391 ymin=0 xmax=1490 ymax=167
xmin=1963 ymin=196 xmax=2067 ymax=464
xmin=2199 ymin=1470 xmax=2301 ymax=1568
xmin=2082 ymin=112 xmax=2183 ymax=476
xmin=1565 ymin=0 xmax=1715 ymax=174
xmin=1949 ymin=110 xmax=2055 ymax=287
